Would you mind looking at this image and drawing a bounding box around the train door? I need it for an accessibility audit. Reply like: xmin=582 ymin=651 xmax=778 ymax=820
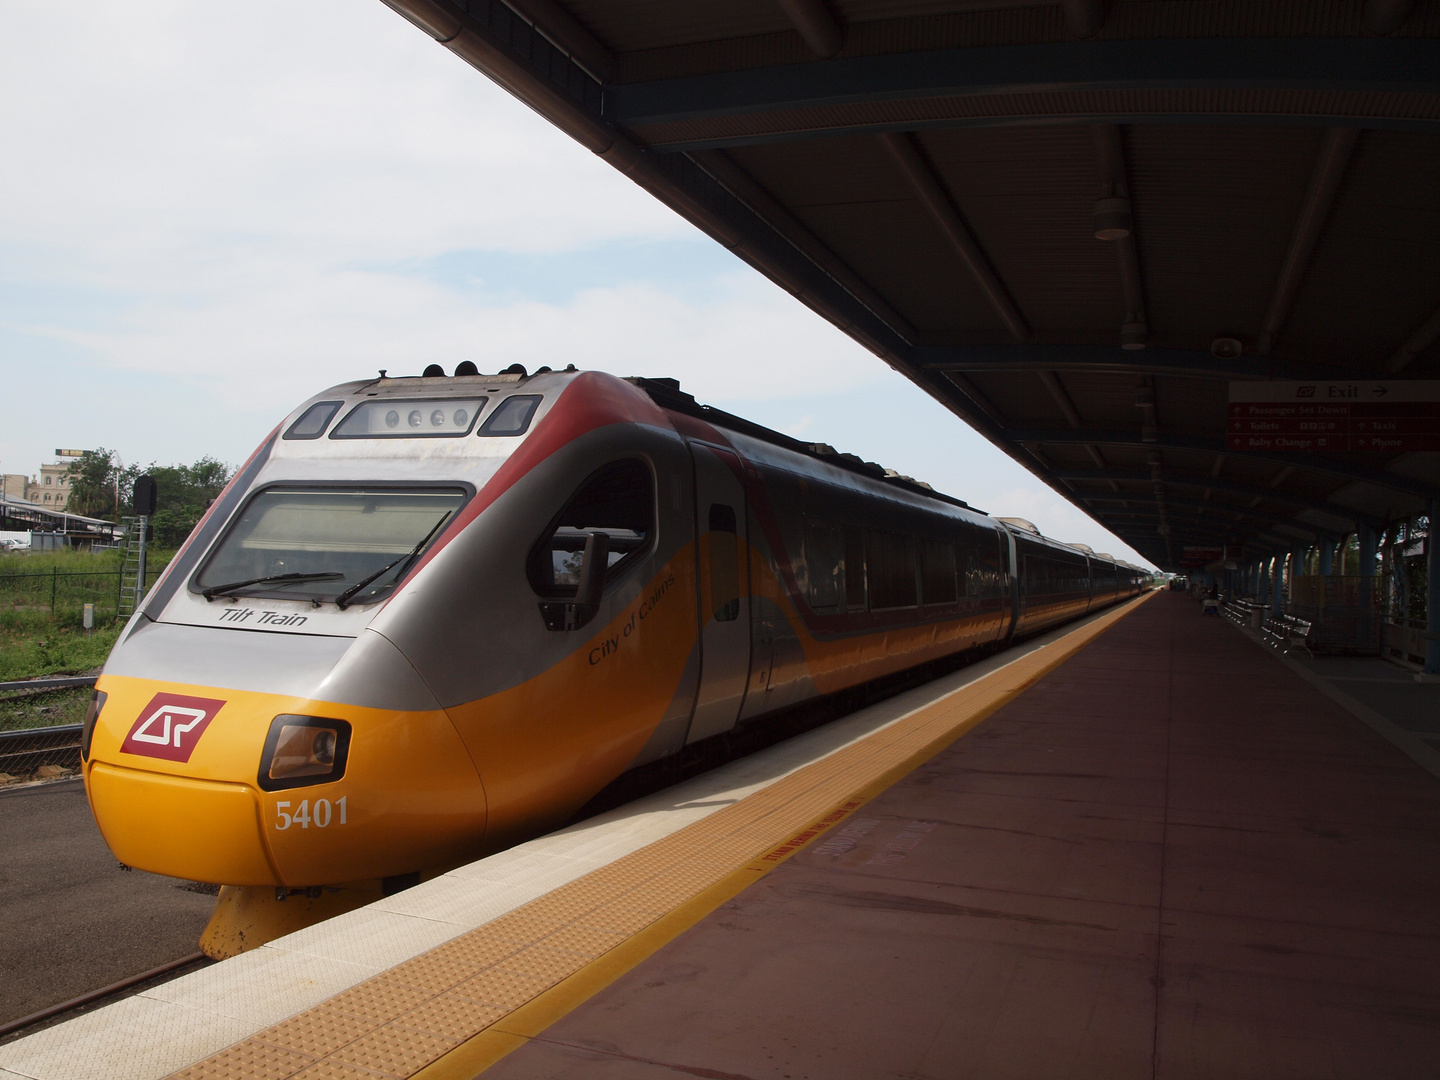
xmin=1002 ymin=527 xmax=1021 ymax=638
xmin=685 ymin=443 xmax=752 ymax=744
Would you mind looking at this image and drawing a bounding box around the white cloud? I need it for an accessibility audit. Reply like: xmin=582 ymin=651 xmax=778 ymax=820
xmin=0 ymin=0 xmax=884 ymax=406
xmin=0 ymin=1 xmax=1155 ymax=569
xmin=26 ymin=266 xmax=885 ymax=405
xmin=0 ymin=0 xmax=682 ymax=284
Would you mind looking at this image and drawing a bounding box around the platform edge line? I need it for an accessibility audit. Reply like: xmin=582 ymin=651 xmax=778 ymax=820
xmin=412 ymin=591 xmax=1154 ymax=1080
xmin=1225 ymin=618 xmax=1440 ymax=783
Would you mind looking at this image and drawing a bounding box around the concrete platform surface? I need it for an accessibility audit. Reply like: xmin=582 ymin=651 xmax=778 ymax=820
xmin=0 ymin=599 xmax=1138 ymax=1080
xmin=483 ymin=592 xmax=1440 ymax=1080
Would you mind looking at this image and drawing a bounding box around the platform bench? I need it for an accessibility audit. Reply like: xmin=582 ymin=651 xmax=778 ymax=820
xmin=1262 ymin=612 xmax=1314 ymax=656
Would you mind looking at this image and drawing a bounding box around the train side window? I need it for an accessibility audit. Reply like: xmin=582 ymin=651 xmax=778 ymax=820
xmin=528 ymin=460 xmax=653 ymax=599
xmin=284 ymin=401 xmax=342 ymax=440
xmin=844 ymin=528 xmax=866 ymax=612
xmin=868 ymin=530 xmax=917 ymax=610
xmin=709 ymin=503 xmax=740 ymax=622
xmin=480 ymin=395 xmax=542 ymax=437
xmin=967 ymin=548 xmax=999 ymax=597
xmin=962 ymin=528 xmax=998 ymax=597
xmin=806 ymin=523 xmax=842 ymax=612
xmin=921 ymin=540 xmax=957 ymax=605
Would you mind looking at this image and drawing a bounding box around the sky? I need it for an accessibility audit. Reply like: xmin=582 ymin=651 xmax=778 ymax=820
xmin=0 ymin=1 xmax=1153 ymax=566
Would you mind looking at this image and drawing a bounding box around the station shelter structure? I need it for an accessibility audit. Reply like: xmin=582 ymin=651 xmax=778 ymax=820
xmin=376 ymin=0 xmax=1440 ymax=674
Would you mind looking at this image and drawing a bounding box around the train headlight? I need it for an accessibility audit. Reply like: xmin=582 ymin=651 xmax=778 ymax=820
xmin=258 ymin=715 xmax=351 ymax=791
xmin=81 ymin=689 xmax=107 ymax=762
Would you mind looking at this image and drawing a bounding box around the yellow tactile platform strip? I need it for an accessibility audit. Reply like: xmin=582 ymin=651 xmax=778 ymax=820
xmin=169 ymin=595 xmax=1151 ymax=1080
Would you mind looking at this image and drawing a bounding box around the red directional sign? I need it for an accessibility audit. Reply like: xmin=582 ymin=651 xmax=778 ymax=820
xmin=1180 ymin=546 xmax=1224 ymax=568
xmin=1227 ymin=381 xmax=1440 ymax=452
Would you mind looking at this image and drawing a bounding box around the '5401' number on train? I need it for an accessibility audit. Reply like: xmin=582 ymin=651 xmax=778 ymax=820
xmin=275 ymin=797 xmax=347 ymax=830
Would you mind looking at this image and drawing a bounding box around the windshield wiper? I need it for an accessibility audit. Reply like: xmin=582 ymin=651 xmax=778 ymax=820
xmin=334 ymin=513 xmax=452 ymax=610
xmin=202 ymin=572 xmax=344 ymax=601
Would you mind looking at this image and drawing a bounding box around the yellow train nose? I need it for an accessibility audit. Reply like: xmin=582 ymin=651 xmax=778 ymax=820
xmin=88 ymin=762 xmax=281 ymax=885
xmin=86 ymin=674 xmax=489 ymax=890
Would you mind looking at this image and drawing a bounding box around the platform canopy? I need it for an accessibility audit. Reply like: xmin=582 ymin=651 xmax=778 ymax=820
xmin=379 ymin=0 xmax=1440 ymax=570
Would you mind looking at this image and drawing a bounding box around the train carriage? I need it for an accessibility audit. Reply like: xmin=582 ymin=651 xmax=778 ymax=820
xmin=80 ymin=366 xmax=1145 ymax=956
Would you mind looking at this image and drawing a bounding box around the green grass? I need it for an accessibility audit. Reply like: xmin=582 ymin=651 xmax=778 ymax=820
xmin=0 ymin=684 xmax=94 ymax=731
xmin=0 ymin=547 xmax=175 ymax=575
xmin=4 ymin=548 xmax=122 ymax=572
xmin=0 ymin=619 xmax=122 ymax=682
xmin=0 ymin=549 xmax=173 ymax=657
xmin=0 ymin=547 xmax=175 ymax=687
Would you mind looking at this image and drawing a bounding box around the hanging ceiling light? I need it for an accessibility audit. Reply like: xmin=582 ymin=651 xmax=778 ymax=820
xmin=1093 ymin=197 xmax=1132 ymax=240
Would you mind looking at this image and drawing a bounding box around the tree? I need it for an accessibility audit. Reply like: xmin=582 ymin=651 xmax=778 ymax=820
xmin=69 ymin=452 xmax=233 ymax=546
xmin=65 ymin=449 xmax=121 ymax=519
xmin=140 ymin=457 xmax=233 ymax=547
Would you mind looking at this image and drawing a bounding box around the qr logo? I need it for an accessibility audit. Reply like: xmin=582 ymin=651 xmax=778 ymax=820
xmin=120 ymin=693 xmax=227 ymax=763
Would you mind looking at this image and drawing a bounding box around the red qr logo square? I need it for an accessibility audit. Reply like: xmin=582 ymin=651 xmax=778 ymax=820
xmin=120 ymin=693 xmax=227 ymax=763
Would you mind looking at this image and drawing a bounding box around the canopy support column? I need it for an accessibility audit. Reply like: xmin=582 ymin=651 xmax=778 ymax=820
xmin=1424 ymin=498 xmax=1439 ymax=678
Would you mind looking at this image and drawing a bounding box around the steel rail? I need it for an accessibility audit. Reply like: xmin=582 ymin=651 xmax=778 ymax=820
xmin=0 ymin=723 xmax=84 ymax=776
xmin=0 ymin=676 xmax=97 ymax=694
xmin=0 ymin=953 xmax=207 ymax=1042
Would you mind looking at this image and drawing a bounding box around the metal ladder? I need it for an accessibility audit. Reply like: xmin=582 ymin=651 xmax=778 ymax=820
xmin=117 ymin=516 xmax=149 ymax=617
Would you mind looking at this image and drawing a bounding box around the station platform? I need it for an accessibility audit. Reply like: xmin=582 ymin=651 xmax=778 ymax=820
xmin=4 ymin=590 xmax=1438 ymax=1080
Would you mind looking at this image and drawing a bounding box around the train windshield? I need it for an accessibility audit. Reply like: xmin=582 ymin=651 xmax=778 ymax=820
xmin=194 ymin=488 xmax=466 ymax=605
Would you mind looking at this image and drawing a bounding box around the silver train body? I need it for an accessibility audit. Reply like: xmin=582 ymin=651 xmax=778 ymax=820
xmin=84 ymin=368 xmax=1147 ymax=893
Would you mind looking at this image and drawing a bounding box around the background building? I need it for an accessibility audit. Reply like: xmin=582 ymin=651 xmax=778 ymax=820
xmin=0 ymin=463 xmax=75 ymax=508
xmin=32 ymin=463 xmax=73 ymax=508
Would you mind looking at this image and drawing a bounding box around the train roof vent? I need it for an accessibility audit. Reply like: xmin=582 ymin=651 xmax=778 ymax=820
xmin=807 ymin=443 xmax=838 ymax=456
xmin=627 ymin=376 xmax=696 ymax=408
xmin=1067 ymin=543 xmax=1095 ymax=553
xmin=883 ymin=469 xmax=935 ymax=491
xmin=997 ymin=517 xmax=1041 ymax=535
xmin=1094 ymin=552 xmax=1114 ymax=560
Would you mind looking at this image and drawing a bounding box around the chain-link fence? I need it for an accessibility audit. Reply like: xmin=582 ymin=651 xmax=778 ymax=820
xmin=1289 ymin=575 xmax=1379 ymax=654
xmin=0 ymin=677 xmax=95 ymax=778
xmin=0 ymin=724 xmax=83 ymax=777
xmin=0 ymin=564 xmax=167 ymax=622
xmin=0 ymin=569 xmax=124 ymax=619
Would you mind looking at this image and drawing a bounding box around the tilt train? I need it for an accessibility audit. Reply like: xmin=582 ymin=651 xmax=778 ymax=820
xmin=81 ymin=368 xmax=1147 ymax=954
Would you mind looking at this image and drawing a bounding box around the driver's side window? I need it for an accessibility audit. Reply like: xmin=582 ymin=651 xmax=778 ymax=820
xmin=528 ymin=460 xmax=655 ymax=625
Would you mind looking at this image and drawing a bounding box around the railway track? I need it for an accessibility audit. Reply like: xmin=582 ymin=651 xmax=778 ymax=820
xmin=0 ymin=676 xmax=94 ymax=781
xmin=0 ymin=953 xmax=209 ymax=1044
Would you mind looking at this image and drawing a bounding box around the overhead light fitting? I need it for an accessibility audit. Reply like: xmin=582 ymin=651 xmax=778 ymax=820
xmin=1093 ymin=197 xmax=1132 ymax=240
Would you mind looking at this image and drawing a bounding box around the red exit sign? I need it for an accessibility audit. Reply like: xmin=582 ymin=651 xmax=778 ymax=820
xmin=1227 ymin=382 xmax=1440 ymax=452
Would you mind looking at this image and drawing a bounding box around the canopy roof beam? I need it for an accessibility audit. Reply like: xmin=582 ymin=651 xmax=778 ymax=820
xmin=605 ymin=38 xmax=1440 ymax=148
xmin=1009 ymin=429 xmax=1435 ymax=498
xmin=1387 ymin=304 xmax=1440 ymax=373
xmin=502 ymin=0 xmax=616 ymax=82
xmin=1256 ymin=127 xmax=1359 ymax=355
xmin=1084 ymin=495 xmax=1346 ymax=540
xmin=775 ymin=0 xmax=844 ymax=59
xmin=879 ymin=132 xmax=1029 ymax=340
xmin=1094 ymin=507 xmax=1316 ymax=546
xmin=1054 ymin=469 xmax=1381 ymax=528
xmin=916 ymin=345 xmax=1344 ymax=381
